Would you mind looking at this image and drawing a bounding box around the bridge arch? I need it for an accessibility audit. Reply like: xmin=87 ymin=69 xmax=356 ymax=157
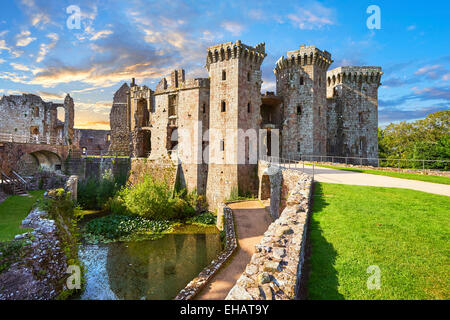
xmin=17 ymin=150 xmax=62 ymax=175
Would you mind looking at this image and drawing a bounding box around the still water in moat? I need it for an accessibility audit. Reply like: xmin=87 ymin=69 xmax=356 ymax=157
xmin=78 ymin=227 xmax=221 ymax=300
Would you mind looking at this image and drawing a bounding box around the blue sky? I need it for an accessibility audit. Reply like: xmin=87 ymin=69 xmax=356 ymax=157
xmin=0 ymin=0 xmax=449 ymax=129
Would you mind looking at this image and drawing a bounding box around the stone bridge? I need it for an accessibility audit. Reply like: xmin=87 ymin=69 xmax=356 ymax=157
xmin=0 ymin=141 xmax=71 ymax=175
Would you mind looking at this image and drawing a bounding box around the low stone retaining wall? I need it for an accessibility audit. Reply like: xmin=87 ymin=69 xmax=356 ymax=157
xmin=226 ymin=169 xmax=313 ymax=300
xmin=0 ymin=207 xmax=71 ymax=300
xmin=175 ymin=205 xmax=237 ymax=300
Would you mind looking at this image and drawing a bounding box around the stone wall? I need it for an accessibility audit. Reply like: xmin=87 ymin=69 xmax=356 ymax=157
xmin=0 ymin=197 xmax=78 ymax=300
xmin=227 ymin=165 xmax=313 ymax=300
xmin=74 ymin=129 xmax=110 ymax=153
xmin=109 ymin=83 xmax=131 ymax=153
xmin=65 ymin=157 xmax=130 ymax=181
xmin=128 ymin=158 xmax=177 ymax=188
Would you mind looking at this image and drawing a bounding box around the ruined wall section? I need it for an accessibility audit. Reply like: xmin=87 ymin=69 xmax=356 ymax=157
xmin=109 ymin=83 xmax=130 ymax=153
xmin=326 ymin=66 xmax=382 ymax=160
xmin=130 ymin=85 xmax=152 ymax=157
xmin=0 ymin=94 xmax=58 ymax=141
xmin=275 ymin=45 xmax=332 ymax=158
xmin=152 ymin=74 xmax=210 ymax=194
xmin=74 ymin=129 xmax=110 ymax=152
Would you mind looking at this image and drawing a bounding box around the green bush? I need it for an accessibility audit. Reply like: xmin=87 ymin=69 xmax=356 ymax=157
xmin=119 ymin=175 xmax=198 ymax=221
xmin=190 ymin=212 xmax=216 ymax=225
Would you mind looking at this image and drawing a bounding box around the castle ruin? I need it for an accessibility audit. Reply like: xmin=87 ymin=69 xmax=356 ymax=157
xmin=108 ymin=40 xmax=383 ymax=207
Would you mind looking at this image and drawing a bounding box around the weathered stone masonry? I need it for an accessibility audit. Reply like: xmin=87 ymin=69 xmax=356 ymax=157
xmin=107 ymin=40 xmax=381 ymax=209
xmin=227 ymin=164 xmax=313 ymax=300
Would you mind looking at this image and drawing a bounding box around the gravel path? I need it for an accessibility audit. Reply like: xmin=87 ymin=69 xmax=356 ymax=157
xmin=195 ymin=200 xmax=273 ymax=300
xmin=300 ymin=165 xmax=450 ymax=196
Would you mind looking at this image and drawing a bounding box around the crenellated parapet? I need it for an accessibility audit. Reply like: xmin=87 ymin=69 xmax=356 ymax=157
xmin=327 ymin=66 xmax=383 ymax=87
xmin=274 ymin=45 xmax=333 ymax=73
xmin=130 ymin=85 xmax=152 ymax=100
xmin=206 ymin=40 xmax=267 ymax=70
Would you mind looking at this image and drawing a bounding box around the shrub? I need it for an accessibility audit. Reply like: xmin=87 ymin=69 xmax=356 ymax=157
xmin=119 ymin=175 xmax=198 ymax=221
xmin=190 ymin=212 xmax=216 ymax=225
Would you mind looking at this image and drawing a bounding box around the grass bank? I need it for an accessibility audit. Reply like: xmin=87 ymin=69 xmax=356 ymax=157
xmin=308 ymin=182 xmax=450 ymax=300
xmin=315 ymin=164 xmax=450 ymax=185
xmin=0 ymin=190 xmax=45 ymax=242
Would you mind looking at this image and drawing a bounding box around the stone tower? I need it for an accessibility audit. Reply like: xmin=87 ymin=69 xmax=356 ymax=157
xmin=326 ymin=66 xmax=383 ymax=162
xmin=274 ymin=45 xmax=333 ymax=158
xmin=205 ymin=40 xmax=266 ymax=207
xmin=109 ymin=83 xmax=131 ymax=153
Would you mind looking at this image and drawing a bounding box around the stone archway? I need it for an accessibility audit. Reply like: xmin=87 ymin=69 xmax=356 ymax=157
xmin=19 ymin=150 xmax=63 ymax=174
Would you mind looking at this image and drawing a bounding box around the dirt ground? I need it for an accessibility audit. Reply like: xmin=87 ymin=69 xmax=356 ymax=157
xmin=195 ymin=200 xmax=273 ymax=300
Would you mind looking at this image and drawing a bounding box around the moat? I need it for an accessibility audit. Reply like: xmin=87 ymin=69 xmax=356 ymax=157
xmin=78 ymin=227 xmax=221 ymax=300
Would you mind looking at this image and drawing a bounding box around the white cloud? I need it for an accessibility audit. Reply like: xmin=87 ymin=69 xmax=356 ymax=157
xmin=10 ymin=62 xmax=31 ymax=71
xmin=16 ymin=30 xmax=36 ymax=47
xmin=407 ymin=25 xmax=416 ymax=31
xmin=90 ymin=30 xmax=113 ymax=41
xmin=287 ymin=2 xmax=335 ymax=30
xmin=221 ymin=21 xmax=244 ymax=36
xmin=36 ymin=33 xmax=59 ymax=63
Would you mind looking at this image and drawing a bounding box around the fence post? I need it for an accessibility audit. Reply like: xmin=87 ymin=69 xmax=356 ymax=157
xmin=422 ymin=160 xmax=425 ymax=173
xmin=398 ymin=160 xmax=401 ymax=172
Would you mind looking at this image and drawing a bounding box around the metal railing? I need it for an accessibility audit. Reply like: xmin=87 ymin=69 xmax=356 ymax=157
xmin=261 ymin=155 xmax=315 ymax=179
xmin=0 ymin=132 xmax=65 ymax=145
xmin=71 ymin=149 xmax=131 ymax=158
xmin=296 ymin=154 xmax=450 ymax=172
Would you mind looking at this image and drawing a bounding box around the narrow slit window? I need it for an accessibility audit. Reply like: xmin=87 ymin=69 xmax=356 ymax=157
xmin=202 ymin=103 xmax=206 ymax=114
xmin=247 ymin=72 xmax=251 ymax=81
xmin=247 ymin=102 xmax=251 ymax=113
xmin=221 ymin=101 xmax=226 ymax=112
xmin=300 ymin=76 xmax=304 ymax=85
xmin=222 ymin=70 xmax=226 ymax=81
xmin=220 ymin=140 xmax=225 ymax=151
xmin=297 ymin=105 xmax=302 ymax=115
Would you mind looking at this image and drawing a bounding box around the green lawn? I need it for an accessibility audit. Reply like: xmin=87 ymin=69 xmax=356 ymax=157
xmin=308 ymin=182 xmax=450 ymax=300
xmin=315 ymin=164 xmax=450 ymax=185
xmin=0 ymin=190 xmax=45 ymax=242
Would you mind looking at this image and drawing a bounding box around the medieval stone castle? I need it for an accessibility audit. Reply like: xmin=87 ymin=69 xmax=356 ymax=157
xmin=108 ymin=40 xmax=383 ymax=206
xmin=0 ymin=40 xmax=382 ymax=207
